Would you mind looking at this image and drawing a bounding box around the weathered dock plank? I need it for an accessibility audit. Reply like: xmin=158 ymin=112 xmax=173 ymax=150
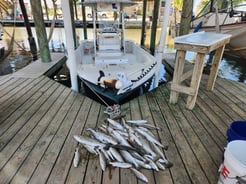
xmin=0 ymin=75 xmax=12 ymax=85
xmin=0 ymin=78 xmax=38 ymax=114
xmin=63 ymin=97 xmax=94 ymax=184
xmin=10 ymin=89 xmax=76 ymax=184
xmin=0 ymin=77 xmax=51 ymax=135
xmin=81 ymin=102 xmax=103 ymax=184
xmin=0 ymin=79 xmax=61 ymax=152
xmin=120 ymin=101 xmax=138 ymax=184
xmin=156 ymin=86 xmax=210 ymax=184
xmin=179 ymin=96 xmax=225 ymax=165
xmin=0 ymin=84 xmax=66 ymax=183
xmin=130 ymin=97 xmax=156 ymax=184
xmin=0 ymin=78 xmax=27 ymax=99
xmin=139 ymin=94 xmax=173 ymax=184
xmin=27 ymin=92 xmax=84 ymax=184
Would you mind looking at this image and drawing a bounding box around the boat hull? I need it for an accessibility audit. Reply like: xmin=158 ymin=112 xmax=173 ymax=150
xmin=192 ymin=22 xmax=246 ymax=58
xmin=191 ymin=12 xmax=246 ymax=58
xmin=81 ymin=76 xmax=154 ymax=105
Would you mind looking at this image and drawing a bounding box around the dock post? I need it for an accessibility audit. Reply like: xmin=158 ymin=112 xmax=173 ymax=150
xmin=154 ymin=0 xmax=172 ymax=88
xmin=61 ymin=0 xmax=79 ymax=92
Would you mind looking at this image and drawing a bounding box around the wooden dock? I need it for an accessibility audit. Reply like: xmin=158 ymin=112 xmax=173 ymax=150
xmin=0 ymin=55 xmax=245 ymax=184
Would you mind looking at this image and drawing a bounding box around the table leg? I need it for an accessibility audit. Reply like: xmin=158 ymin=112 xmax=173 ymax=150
xmin=207 ymin=45 xmax=225 ymax=90
xmin=186 ymin=53 xmax=206 ymax=109
xmin=170 ymin=50 xmax=186 ymax=104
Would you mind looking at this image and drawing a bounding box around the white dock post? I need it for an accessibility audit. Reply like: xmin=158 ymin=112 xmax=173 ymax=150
xmin=61 ymin=0 xmax=78 ymax=92
xmin=154 ymin=0 xmax=172 ymax=88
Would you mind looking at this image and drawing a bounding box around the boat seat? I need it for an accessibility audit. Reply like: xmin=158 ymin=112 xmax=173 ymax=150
xmin=97 ymin=32 xmax=121 ymax=51
xmin=95 ymin=53 xmax=128 ymax=64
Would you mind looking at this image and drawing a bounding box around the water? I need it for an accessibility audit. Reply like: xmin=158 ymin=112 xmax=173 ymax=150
xmin=218 ymin=56 xmax=246 ymax=83
xmin=185 ymin=51 xmax=246 ymax=84
xmin=1 ymin=27 xmax=245 ymax=84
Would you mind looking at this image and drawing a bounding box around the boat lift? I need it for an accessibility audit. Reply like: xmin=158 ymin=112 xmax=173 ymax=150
xmin=61 ymin=0 xmax=172 ymax=93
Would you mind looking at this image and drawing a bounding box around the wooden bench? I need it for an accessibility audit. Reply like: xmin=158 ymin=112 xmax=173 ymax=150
xmin=169 ymin=32 xmax=231 ymax=110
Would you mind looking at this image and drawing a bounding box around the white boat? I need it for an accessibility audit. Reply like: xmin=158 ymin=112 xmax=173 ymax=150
xmin=191 ymin=0 xmax=246 ymax=58
xmin=74 ymin=0 xmax=158 ymax=104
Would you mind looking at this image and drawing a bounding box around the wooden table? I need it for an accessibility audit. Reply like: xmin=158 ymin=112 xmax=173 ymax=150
xmin=169 ymin=32 xmax=231 ymax=110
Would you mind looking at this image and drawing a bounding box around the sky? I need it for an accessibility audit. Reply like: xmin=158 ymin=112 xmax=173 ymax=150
xmin=194 ymin=0 xmax=202 ymax=7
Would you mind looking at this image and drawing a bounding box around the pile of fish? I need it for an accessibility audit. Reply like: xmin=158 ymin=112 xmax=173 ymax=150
xmin=73 ymin=118 xmax=173 ymax=183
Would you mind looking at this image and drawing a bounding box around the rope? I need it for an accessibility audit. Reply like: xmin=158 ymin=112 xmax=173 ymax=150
xmin=81 ymin=79 xmax=121 ymax=118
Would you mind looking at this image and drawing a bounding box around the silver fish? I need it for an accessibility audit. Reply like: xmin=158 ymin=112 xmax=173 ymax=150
xmin=104 ymin=124 xmax=113 ymax=132
xmin=126 ymin=120 xmax=148 ymax=124
xmin=144 ymin=154 xmax=155 ymax=161
xmin=138 ymin=124 xmax=162 ymax=130
xmin=98 ymin=125 xmax=107 ymax=133
xmin=105 ymin=126 xmax=128 ymax=138
xmin=130 ymin=151 xmax=145 ymax=162
xmin=109 ymin=129 xmax=131 ymax=147
xmin=120 ymin=150 xmax=139 ymax=168
xmin=109 ymin=161 xmax=132 ymax=168
xmin=121 ymin=118 xmax=127 ymax=127
xmin=101 ymin=148 xmax=111 ymax=161
xmin=97 ymin=149 xmax=107 ymax=171
xmin=87 ymin=128 xmax=118 ymax=145
xmin=150 ymin=142 xmax=173 ymax=168
xmin=106 ymin=149 xmax=115 ymax=160
xmin=128 ymin=131 xmax=143 ymax=147
xmin=156 ymin=161 xmax=166 ymax=170
xmin=100 ymin=124 xmax=108 ymax=129
xmin=158 ymin=158 xmax=166 ymax=163
xmin=130 ymin=168 xmax=148 ymax=183
xmin=74 ymin=117 xmax=173 ymax=181
xmin=108 ymin=147 xmax=124 ymax=162
xmin=73 ymin=147 xmax=80 ymax=168
xmin=137 ymin=126 xmax=155 ymax=138
xmin=122 ymin=118 xmax=131 ymax=130
xmin=135 ymin=159 xmax=152 ymax=169
xmin=134 ymin=128 xmax=164 ymax=148
xmin=73 ymin=135 xmax=105 ymax=147
xmin=107 ymin=118 xmax=125 ymax=131
xmin=137 ymin=134 xmax=157 ymax=158
xmin=144 ymin=155 xmax=159 ymax=171
xmin=150 ymin=142 xmax=167 ymax=161
xmin=83 ymin=144 xmax=98 ymax=154
xmin=112 ymin=144 xmax=142 ymax=155
xmin=114 ymin=129 xmax=129 ymax=138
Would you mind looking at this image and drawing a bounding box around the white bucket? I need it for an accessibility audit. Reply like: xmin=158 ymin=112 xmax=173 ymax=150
xmin=218 ymin=140 xmax=246 ymax=184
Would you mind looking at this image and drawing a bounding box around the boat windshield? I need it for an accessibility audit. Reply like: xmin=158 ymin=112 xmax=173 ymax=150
xmin=97 ymin=11 xmax=119 ymax=33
